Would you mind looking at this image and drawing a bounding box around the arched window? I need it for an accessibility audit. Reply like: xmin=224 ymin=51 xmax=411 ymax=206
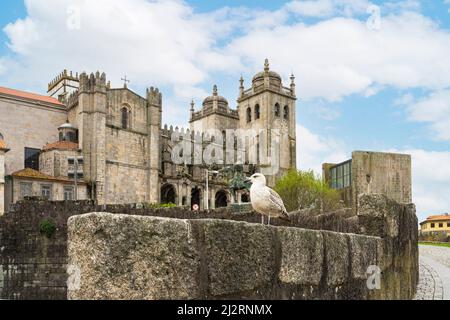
xmin=275 ymin=103 xmax=280 ymax=117
xmin=59 ymin=132 xmax=64 ymax=141
xmin=284 ymin=105 xmax=289 ymax=120
xmin=246 ymin=107 xmax=252 ymax=123
xmin=121 ymin=107 xmax=129 ymax=129
xmin=255 ymin=104 xmax=260 ymax=120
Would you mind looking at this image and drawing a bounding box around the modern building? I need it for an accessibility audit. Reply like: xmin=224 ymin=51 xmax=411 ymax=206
xmin=323 ymin=151 xmax=412 ymax=210
xmin=420 ymin=214 xmax=450 ymax=236
xmin=0 ymin=60 xmax=298 ymax=214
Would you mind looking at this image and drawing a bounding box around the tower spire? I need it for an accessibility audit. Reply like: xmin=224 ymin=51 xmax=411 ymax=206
xmin=264 ymin=58 xmax=270 ymax=72
xmin=213 ymin=84 xmax=218 ymax=96
xmin=290 ymin=72 xmax=296 ymax=96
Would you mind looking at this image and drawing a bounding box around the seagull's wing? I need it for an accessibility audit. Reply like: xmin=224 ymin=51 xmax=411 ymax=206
xmin=267 ymin=187 xmax=288 ymax=215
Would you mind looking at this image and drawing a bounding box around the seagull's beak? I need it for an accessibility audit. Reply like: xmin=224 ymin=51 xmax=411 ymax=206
xmin=244 ymin=177 xmax=252 ymax=184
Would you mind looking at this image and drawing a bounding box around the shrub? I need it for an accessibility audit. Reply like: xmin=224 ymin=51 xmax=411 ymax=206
xmin=39 ymin=219 xmax=57 ymax=239
xmin=274 ymin=169 xmax=342 ymax=213
xmin=146 ymin=203 xmax=178 ymax=209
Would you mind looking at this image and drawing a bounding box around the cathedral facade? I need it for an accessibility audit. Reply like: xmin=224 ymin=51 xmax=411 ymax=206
xmin=0 ymin=60 xmax=297 ymax=213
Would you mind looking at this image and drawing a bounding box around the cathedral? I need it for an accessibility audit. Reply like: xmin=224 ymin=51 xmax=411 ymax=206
xmin=0 ymin=60 xmax=297 ymax=214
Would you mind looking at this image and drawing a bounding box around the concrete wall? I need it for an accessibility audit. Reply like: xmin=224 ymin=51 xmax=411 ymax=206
xmin=352 ymin=151 xmax=412 ymax=209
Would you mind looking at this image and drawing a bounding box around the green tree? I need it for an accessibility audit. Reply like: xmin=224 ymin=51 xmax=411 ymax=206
xmin=274 ymin=169 xmax=342 ymax=213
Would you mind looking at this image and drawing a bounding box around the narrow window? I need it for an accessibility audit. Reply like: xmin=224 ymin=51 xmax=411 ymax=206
xmin=275 ymin=103 xmax=280 ymax=117
xmin=255 ymin=104 xmax=260 ymax=120
xmin=431 ymin=223 xmax=435 ymax=228
xmin=121 ymin=107 xmax=129 ymax=129
xmin=439 ymin=223 xmax=444 ymax=228
xmin=246 ymin=107 xmax=252 ymax=123
xmin=284 ymin=105 xmax=289 ymax=120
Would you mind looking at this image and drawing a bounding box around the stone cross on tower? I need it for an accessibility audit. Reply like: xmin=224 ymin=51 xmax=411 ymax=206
xmin=121 ymin=76 xmax=130 ymax=88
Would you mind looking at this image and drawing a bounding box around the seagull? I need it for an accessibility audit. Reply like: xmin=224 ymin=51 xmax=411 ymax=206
xmin=245 ymin=173 xmax=290 ymax=225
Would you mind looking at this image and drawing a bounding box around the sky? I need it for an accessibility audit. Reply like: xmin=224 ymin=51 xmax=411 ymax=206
xmin=0 ymin=0 xmax=449 ymax=222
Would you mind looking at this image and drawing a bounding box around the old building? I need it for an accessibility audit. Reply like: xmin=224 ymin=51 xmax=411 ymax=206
xmin=420 ymin=214 xmax=450 ymax=237
xmin=0 ymin=60 xmax=297 ymax=213
xmin=323 ymin=151 xmax=412 ymax=210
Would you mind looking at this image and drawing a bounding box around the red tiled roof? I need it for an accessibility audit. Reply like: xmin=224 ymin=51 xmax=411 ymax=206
xmin=426 ymin=215 xmax=450 ymax=221
xmin=11 ymin=168 xmax=85 ymax=184
xmin=0 ymin=86 xmax=64 ymax=106
xmin=43 ymin=141 xmax=79 ymax=152
xmin=420 ymin=214 xmax=450 ymax=224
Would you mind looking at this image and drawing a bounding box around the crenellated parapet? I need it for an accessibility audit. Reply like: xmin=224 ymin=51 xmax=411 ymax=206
xmin=66 ymin=90 xmax=79 ymax=109
xmin=79 ymin=71 xmax=107 ymax=94
xmin=48 ymin=69 xmax=79 ymax=92
xmin=147 ymin=87 xmax=162 ymax=107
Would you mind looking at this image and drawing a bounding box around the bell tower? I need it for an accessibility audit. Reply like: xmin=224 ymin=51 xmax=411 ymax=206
xmin=237 ymin=59 xmax=297 ymax=186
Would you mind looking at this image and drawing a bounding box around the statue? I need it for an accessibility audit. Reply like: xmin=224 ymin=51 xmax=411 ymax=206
xmin=228 ymin=165 xmax=251 ymax=193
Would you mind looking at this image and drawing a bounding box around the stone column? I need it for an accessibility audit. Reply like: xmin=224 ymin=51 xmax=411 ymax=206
xmin=147 ymin=87 xmax=162 ymax=204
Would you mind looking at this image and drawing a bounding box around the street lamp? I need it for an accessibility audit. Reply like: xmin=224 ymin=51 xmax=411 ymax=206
xmin=205 ymin=169 xmax=219 ymax=211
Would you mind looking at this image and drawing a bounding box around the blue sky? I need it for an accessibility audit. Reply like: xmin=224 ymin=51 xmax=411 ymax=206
xmin=0 ymin=0 xmax=449 ymax=221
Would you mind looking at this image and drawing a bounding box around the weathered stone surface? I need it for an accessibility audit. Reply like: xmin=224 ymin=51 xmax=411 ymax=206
xmin=323 ymin=231 xmax=350 ymax=286
xmin=348 ymin=234 xmax=378 ymax=279
xmin=1 ymin=193 xmax=419 ymax=300
xmin=195 ymin=219 xmax=275 ymax=297
xmin=67 ymin=213 xmax=200 ymax=300
xmin=358 ymin=194 xmax=401 ymax=238
xmin=277 ymin=227 xmax=323 ymax=285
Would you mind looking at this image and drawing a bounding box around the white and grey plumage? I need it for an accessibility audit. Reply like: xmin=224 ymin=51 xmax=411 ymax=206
xmin=246 ymin=173 xmax=290 ymax=225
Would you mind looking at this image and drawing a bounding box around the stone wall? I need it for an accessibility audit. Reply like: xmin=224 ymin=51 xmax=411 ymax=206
xmin=0 ymin=193 xmax=418 ymax=300
xmin=67 ymin=194 xmax=418 ymax=300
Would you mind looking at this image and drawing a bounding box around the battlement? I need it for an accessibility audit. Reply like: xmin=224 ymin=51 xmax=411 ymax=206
xmin=67 ymin=90 xmax=79 ymax=109
xmin=79 ymin=71 xmax=107 ymax=93
xmin=48 ymin=70 xmax=79 ymax=92
xmin=162 ymin=124 xmax=231 ymax=142
xmin=147 ymin=87 xmax=162 ymax=106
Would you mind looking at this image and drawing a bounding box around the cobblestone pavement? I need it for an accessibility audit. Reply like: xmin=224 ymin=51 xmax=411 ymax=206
xmin=414 ymin=246 xmax=450 ymax=300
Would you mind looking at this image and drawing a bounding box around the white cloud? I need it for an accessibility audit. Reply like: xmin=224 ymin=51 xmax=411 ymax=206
xmin=407 ymin=90 xmax=450 ymax=141
xmin=296 ymin=124 xmax=349 ymax=174
xmin=2 ymin=0 xmax=450 ymax=104
xmin=1 ymin=0 xmax=234 ymax=93
xmin=286 ymin=0 xmax=336 ymax=17
xmin=224 ymin=11 xmax=450 ymax=101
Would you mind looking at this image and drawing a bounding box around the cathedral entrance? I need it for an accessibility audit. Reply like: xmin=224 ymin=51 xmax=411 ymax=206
xmin=215 ymin=190 xmax=228 ymax=208
xmin=191 ymin=187 xmax=201 ymax=210
xmin=161 ymin=184 xmax=176 ymax=205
